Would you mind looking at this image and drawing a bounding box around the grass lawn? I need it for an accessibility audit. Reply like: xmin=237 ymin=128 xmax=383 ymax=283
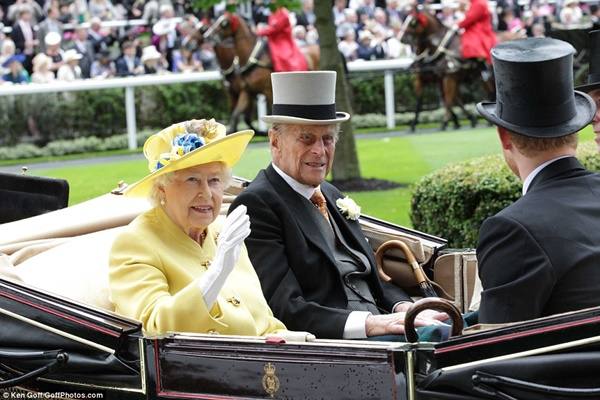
xmin=34 ymin=125 xmax=594 ymax=228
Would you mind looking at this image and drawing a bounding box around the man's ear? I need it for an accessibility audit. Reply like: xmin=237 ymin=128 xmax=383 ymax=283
xmin=497 ymin=126 xmax=513 ymax=151
xmin=268 ymin=128 xmax=279 ymax=150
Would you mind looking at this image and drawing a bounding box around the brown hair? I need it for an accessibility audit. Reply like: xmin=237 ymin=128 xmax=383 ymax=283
xmin=509 ymin=132 xmax=578 ymax=157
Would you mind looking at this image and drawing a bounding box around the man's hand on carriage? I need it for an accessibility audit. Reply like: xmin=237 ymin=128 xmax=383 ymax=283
xmin=365 ymin=311 xmax=444 ymax=337
xmin=394 ymin=302 xmax=449 ymax=321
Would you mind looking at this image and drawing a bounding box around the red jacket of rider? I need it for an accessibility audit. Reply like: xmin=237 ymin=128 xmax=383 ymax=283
xmin=256 ymin=7 xmax=308 ymax=72
xmin=458 ymin=0 xmax=497 ymax=64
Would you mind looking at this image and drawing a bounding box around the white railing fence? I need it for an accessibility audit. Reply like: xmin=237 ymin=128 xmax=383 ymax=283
xmin=0 ymin=57 xmax=413 ymax=150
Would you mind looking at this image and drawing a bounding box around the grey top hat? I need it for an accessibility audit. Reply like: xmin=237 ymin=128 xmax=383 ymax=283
xmin=575 ymin=30 xmax=600 ymax=93
xmin=477 ymin=37 xmax=595 ymax=138
xmin=262 ymin=71 xmax=351 ymax=125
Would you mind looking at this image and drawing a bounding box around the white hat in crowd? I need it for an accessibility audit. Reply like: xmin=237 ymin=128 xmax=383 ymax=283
xmin=63 ymin=49 xmax=83 ymax=63
xmin=45 ymin=31 xmax=62 ymax=47
xmin=141 ymin=45 xmax=162 ymax=63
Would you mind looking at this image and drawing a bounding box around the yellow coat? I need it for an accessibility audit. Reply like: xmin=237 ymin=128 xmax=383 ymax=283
xmin=109 ymin=206 xmax=286 ymax=336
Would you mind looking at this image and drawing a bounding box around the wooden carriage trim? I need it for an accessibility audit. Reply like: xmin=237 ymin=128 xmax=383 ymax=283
xmin=0 ymin=306 xmax=115 ymax=354
xmin=0 ymin=289 xmax=120 ymax=338
xmin=435 ymin=315 xmax=600 ymax=354
xmin=0 ymin=310 xmax=146 ymax=393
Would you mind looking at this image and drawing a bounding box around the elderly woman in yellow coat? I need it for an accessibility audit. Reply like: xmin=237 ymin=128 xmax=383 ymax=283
xmin=109 ymin=119 xmax=287 ymax=336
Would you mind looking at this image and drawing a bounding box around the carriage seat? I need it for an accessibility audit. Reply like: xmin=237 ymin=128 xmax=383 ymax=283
xmin=1 ymin=227 xmax=122 ymax=311
xmin=0 ymin=172 xmax=69 ymax=224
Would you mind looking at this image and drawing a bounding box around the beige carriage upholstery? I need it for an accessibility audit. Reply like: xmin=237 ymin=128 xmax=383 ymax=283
xmin=0 ymin=189 xmax=238 ymax=312
xmin=360 ymin=218 xmax=481 ymax=313
xmin=433 ymin=251 xmax=481 ymax=312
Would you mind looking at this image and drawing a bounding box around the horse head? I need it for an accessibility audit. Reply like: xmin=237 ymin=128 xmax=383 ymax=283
xmin=203 ymin=13 xmax=243 ymax=42
xmin=403 ymin=7 xmax=450 ymax=57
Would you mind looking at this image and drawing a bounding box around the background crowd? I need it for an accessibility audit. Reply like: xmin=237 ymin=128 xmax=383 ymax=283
xmin=0 ymin=0 xmax=598 ymax=84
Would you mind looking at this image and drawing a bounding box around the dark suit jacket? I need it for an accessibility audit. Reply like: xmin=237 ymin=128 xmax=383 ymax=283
xmin=229 ymin=164 xmax=411 ymax=338
xmin=477 ymin=157 xmax=600 ymax=324
xmin=115 ymin=55 xmax=141 ymax=77
xmin=10 ymin=23 xmax=31 ymax=53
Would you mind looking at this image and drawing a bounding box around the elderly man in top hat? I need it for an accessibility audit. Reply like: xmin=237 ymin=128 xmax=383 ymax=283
xmin=229 ymin=71 xmax=446 ymax=340
xmin=576 ymin=29 xmax=600 ymax=152
xmin=475 ymin=37 xmax=600 ymax=324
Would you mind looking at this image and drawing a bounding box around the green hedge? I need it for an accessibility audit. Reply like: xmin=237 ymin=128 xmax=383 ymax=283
xmin=0 ymin=81 xmax=229 ymax=147
xmin=0 ymin=131 xmax=156 ymax=160
xmin=0 ymin=104 xmax=473 ymax=160
xmin=410 ymin=142 xmax=600 ymax=248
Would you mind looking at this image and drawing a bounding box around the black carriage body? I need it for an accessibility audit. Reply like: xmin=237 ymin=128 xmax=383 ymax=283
xmin=0 ymin=278 xmax=417 ymax=400
xmin=145 ymin=335 xmax=413 ymax=399
xmin=0 ymin=278 xmax=145 ymax=398
xmin=415 ymin=307 xmax=600 ymax=400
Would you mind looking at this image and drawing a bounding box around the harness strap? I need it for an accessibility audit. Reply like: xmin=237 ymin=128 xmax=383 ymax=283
xmin=220 ymin=55 xmax=239 ymax=77
xmin=239 ymin=39 xmax=272 ymax=74
xmin=416 ymin=27 xmax=459 ymax=65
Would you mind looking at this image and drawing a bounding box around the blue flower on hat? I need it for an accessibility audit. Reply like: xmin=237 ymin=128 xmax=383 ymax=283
xmin=155 ymin=133 xmax=205 ymax=170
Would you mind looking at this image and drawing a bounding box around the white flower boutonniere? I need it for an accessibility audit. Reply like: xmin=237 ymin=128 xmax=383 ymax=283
xmin=336 ymin=196 xmax=361 ymax=220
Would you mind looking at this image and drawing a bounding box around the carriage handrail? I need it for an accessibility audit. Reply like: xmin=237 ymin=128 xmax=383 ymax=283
xmin=0 ymin=58 xmax=413 ymax=149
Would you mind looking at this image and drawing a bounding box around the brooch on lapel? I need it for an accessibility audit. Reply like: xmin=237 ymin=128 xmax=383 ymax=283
xmin=336 ymin=196 xmax=361 ymax=220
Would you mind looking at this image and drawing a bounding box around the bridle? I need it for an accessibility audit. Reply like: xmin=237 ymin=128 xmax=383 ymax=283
xmin=408 ymin=10 xmax=460 ymax=65
xmin=202 ymin=14 xmax=272 ymax=76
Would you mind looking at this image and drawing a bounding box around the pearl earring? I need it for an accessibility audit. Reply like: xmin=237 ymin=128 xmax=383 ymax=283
xmin=160 ymin=198 xmax=165 ymax=206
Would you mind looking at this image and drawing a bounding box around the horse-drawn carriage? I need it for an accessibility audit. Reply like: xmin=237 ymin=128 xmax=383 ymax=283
xmin=1 ymin=173 xmax=600 ymax=399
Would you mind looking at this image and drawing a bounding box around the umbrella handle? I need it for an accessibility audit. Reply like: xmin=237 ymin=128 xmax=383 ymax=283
xmin=375 ymin=239 xmax=427 ymax=284
xmin=404 ymin=297 xmax=463 ymax=343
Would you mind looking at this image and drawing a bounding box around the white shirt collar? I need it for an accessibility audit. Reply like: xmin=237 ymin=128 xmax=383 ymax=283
xmin=522 ymin=155 xmax=570 ymax=195
xmin=272 ymin=163 xmax=319 ymax=200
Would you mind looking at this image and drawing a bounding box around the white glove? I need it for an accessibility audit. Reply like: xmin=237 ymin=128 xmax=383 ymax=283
xmin=197 ymin=205 xmax=251 ymax=308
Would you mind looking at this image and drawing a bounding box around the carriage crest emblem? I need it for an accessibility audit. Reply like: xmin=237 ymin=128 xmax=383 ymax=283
xmin=262 ymin=362 xmax=280 ymax=397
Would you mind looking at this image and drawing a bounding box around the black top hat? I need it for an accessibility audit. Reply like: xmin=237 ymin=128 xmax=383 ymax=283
xmin=575 ymin=30 xmax=600 ymax=93
xmin=477 ymin=37 xmax=595 ymax=138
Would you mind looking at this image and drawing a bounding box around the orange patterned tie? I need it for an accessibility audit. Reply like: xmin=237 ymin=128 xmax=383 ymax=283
xmin=310 ymin=188 xmax=329 ymax=220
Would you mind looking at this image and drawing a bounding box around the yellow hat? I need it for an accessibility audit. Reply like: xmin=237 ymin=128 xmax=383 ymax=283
xmin=123 ymin=119 xmax=253 ymax=197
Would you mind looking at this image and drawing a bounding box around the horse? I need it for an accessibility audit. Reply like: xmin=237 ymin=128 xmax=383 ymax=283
xmin=202 ymin=13 xmax=319 ymax=133
xmin=402 ymin=8 xmax=495 ymax=131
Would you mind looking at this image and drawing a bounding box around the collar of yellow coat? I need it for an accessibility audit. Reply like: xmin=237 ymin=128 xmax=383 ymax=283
xmin=151 ymin=206 xmax=221 ymax=266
